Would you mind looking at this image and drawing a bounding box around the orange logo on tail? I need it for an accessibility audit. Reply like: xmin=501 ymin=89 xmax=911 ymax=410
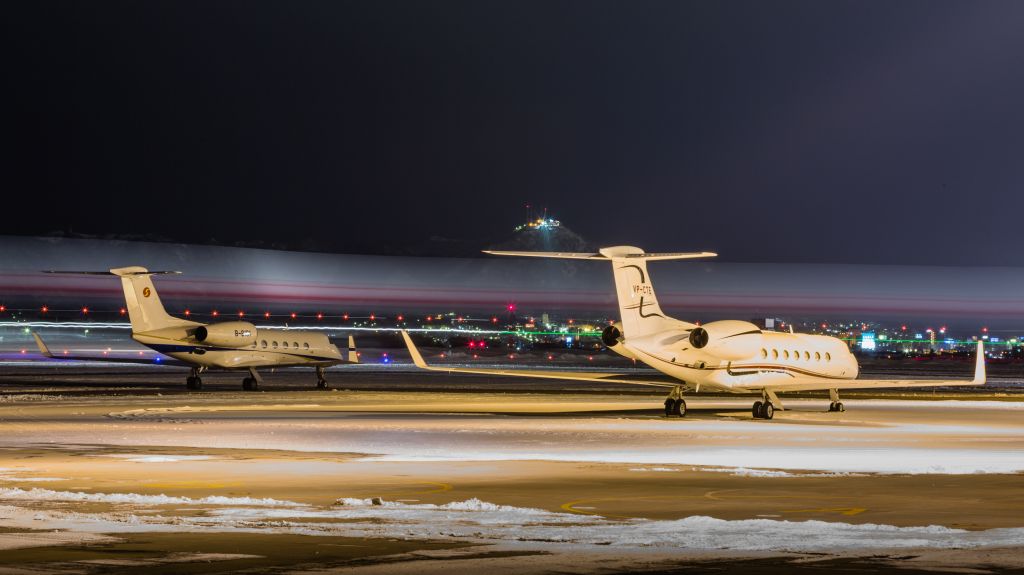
xmin=142 ymin=287 xmax=151 ymax=298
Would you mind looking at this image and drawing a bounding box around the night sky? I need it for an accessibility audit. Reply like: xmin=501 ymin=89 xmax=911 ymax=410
xmin=6 ymin=1 xmax=1024 ymax=265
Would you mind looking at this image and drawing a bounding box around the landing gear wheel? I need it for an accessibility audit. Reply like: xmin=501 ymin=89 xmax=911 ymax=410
xmin=316 ymin=379 xmax=328 ymax=390
xmin=676 ymin=399 xmax=687 ymax=417
xmin=242 ymin=377 xmax=259 ymax=391
xmin=762 ymin=402 xmax=774 ymax=420
xmin=664 ymin=399 xmax=674 ymax=417
xmin=835 ymin=402 xmax=844 ymax=412
xmin=752 ymin=401 xmax=763 ymax=419
xmin=186 ymin=376 xmax=203 ymax=390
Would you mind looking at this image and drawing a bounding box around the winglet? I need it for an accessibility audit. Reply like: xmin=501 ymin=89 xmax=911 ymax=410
xmin=32 ymin=333 xmax=53 ymax=358
xmin=347 ymin=335 xmax=359 ymax=364
xmin=400 ymin=330 xmax=428 ymax=368
xmin=974 ymin=340 xmax=986 ymax=384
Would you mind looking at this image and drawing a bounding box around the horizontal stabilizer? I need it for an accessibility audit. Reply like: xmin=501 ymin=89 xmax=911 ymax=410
xmin=483 ymin=249 xmax=716 ymax=261
xmin=44 ymin=269 xmax=182 ymax=276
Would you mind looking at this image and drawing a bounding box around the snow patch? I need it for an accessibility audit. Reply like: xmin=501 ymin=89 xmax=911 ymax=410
xmin=0 ymin=487 xmax=303 ymax=507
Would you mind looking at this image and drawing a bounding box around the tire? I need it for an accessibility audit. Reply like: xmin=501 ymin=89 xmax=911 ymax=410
xmin=828 ymin=402 xmax=836 ymax=412
xmin=763 ymin=402 xmax=774 ymax=420
xmin=836 ymin=402 xmax=845 ymax=412
xmin=243 ymin=378 xmax=257 ymax=391
xmin=677 ymin=399 xmax=687 ymax=417
xmin=752 ymin=401 xmax=763 ymax=419
xmin=665 ymin=399 xmax=674 ymax=417
xmin=317 ymin=380 xmax=328 ymax=390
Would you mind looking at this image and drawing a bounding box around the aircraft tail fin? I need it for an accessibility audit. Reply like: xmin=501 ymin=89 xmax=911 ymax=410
xmin=484 ymin=246 xmax=716 ymax=339
xmin=107 ymin=267 xmax=192 ymax=333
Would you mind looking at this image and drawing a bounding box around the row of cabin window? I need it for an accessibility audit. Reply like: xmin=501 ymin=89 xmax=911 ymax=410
xmin=260 ymin=340 xmax=310 ymax=350
xmin=761 ymin=348 xmax=831 ymax=362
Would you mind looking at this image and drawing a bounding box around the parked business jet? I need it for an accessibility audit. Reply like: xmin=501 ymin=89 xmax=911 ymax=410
xmin=34 ymin=267 xmax=357 ymax=390
xmin=401 ymin=246 xmax=985 ymax=418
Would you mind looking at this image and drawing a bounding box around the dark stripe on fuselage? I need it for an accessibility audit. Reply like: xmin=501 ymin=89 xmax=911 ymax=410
xmin=145 ymin=343 xmax=339 ymax=363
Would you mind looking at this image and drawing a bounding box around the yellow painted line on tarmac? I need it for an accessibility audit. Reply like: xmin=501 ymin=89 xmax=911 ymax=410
xmin=782 ymin=507 xmax=867 ymax=516
xmin=143 ymin=481 xmax=241 ymax=489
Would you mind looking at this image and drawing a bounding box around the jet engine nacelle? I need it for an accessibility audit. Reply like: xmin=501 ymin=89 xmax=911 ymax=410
xmin=601 ymin=322 xmax=637 ymax=360
xmin=194 ymin=321 xmax=257 ymax=348
xmin=688 ymin=320 xmax=762 ymax=361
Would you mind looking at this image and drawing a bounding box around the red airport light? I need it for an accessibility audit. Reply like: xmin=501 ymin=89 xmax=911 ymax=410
xmin=982 ymin=327 xmax=989 ymax=333
xmin=0 ymin=305 xmax=5 ymax=312
xmin=439 ymin=353 xmax=446 ymax=358
xmin=370 ymin=314 xmax=376 ymax=321
xmin=472 ymin=354 xmax=478 ymax=359
xmin=568 ymin=319 xmax=574 ymax=325
xmin=41 ymin=306 xmax=48 ymax=313
xmin=507 ymin=304 xmax=515 ymax=312
xmin=342 ymin=314 xmax=349 ymax=320
xmin=120 ymin=308 xmax=127 ymax=315
xmin=238 ymin=311 xmax=245 ymax=317
xmin=547 ymin=355 xmax=554 ymax=360
xmin=184 ymin=309 xmax=191 ymax=316
xmin=468 ymin=341 xmax=476 ymax=348
xmin=588 ymin=356 xmax=594 ymax=361
xmin=491 ymin=317 xmax=498 ymax=323
xmin=901 ymin=325 xmax=907 ymax=331
xmin=397 ymin=315 xmax=404 ymax=321
xmin=212 ymin=310 xmax=219 ymax=317
xmin=426 ymin=315 xmax=433 ymax=321
xmin=264 ymin=312 xmax=271 ymax=318
xmin=291 ymin=312 xmax=297 ymax=319
xmin=81 ymin=307 xmax=89 ymax=314
xmin=508 ymin=354 xmax=515 ymax=359
xmin=20 ymin=349 xmax=26 ymax=354
xmin=317 ymin=313 xmax=323 ymax=320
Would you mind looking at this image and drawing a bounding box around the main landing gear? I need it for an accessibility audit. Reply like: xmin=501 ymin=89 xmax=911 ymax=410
xmin=242 ymin=367 xmax=262 ymax=391
xmin=752 ymin=389 xmax=782 ymax=419
xmin=828 ymin=388 xmax=845 ymax=412
xmin=185 ymin=367 xmax=204 ymax=390
xmin=316 ymin=366 xmax=329 ymax=390
xmin=664 ymin=386 xmax=687 ymax=417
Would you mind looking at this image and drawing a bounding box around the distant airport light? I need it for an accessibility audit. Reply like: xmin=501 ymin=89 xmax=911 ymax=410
xmin=291 ymin=312 xmax=297 ymax=319
xmin=491 ymin=317 xmax=498 ymax=323
xmin=588 ymin=356 xmax=594 ymax=361
xmin=369 ymin=314 xmax=376 ymax=321
xmin=472 ymin=354 xmax=478 ymax=359
xmin=426 ymin=315 xmax=433 ymax=321
xmin=0 ymin=305 xmax=5 ymax=312
xmin=342 ymin=314 xmax=349 ymax=320
xmin=81 ymin=307 xmax=88 ymax=314
xmin=982 ymin=327 xmax=988 ymax=333
xmin=41 ymin=306 xmax=48 ymax=313
xmin=568 ymin=319 xmax=574 ymax=325
xmin=507 ymin=304 xmax=516 ymax=312
xmin=397 ymin=315 xmax=404 ymax=321
xmin=184 ymin=309 xmax=191 ymax=316
xmin=20 ymin=349 xmax=26 ymax=354
xmin=212 ymin=310 xmax=219 ymax=317
xmin=238 ymin=311 xmax=245 ymax=317
xmin=120 ymin=308 xmax=126 ymax=315
xmin=547 ymin=355 xmax=554 ymax=360
xmin=316 ymin=313 xmax=323 ymax=320
xmin=901 ymin=325 xmax=907 ymax=331
xmin=264 ymin=312 xmax=271 ymax=318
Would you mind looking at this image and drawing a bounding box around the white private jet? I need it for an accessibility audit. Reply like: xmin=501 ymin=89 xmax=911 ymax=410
xmin=34 ymin=266 xmax=357 ymax=390
xmin=401 ymin=246 xmax=985 ymax=418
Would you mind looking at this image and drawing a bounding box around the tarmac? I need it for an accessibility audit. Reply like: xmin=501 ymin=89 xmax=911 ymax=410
xmin=0 ymin=363 xmax=1022 ymax=574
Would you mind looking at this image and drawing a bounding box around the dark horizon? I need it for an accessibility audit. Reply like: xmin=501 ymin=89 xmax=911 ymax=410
xmin=6 ymin=1 xmax=1024 ymax=266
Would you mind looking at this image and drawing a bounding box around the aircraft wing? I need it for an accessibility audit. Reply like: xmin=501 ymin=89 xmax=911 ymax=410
xmin=735 ymin=342 xmax=987 ymax=393
xmin=400 ymin=331 xmax=677 ymax=388
xmin=32 ymin=333 xmax=189 ymax=367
